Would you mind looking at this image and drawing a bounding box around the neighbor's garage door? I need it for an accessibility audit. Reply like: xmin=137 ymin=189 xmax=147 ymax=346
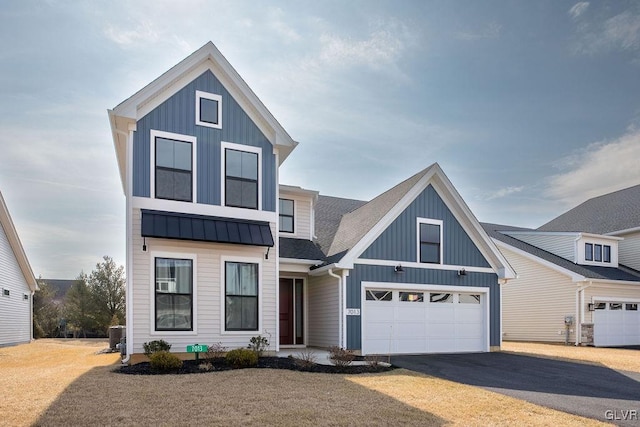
xmin=593 ymin=301 xmax=640 ymax=347
xmin=362 ymin=287 xmax=487 ymax=355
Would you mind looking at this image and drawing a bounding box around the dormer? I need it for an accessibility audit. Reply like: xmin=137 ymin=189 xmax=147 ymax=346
xmin=278 ymin=185 xmax=319 ymax=240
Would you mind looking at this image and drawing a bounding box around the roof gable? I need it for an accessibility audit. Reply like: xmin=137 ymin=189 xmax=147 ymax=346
xmin=0 ymin=192 xmax=37 ymax=292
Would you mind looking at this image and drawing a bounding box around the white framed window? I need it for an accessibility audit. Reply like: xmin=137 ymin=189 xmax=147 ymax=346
xmin=150 ymin=130 xmax=197 ymax=202
xmin=195 ymin=90 xmax=222 ymax=129
xmin=220 ymin=255 xmax=262 ymax=334
xmin=279 ymin=198 xmax=294 ymax=233
xmin=221 ymin=141 xmax=262 ymax=210
xmin=416 ymin=218 xmax=443 ymax=264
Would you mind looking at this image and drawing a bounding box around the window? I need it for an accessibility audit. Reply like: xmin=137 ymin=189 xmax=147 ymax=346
xmin=594 ymin=244 xmax=602 ymax=262
xmin=195 ymin=91 xmax=222 ymax=129
xmin=610 ymin=303 xmax=622 ymax=310
xmin=585 ymin=243 xmax=593 ymax=261
xmin=593 ymin=302 xmax=606 ymax=310
xmin=626 ymin=303 xmax=638 ymax=311
xmin=603 ymin=245 xmax=611 ymax=263
xmin=366 ymin=290 xmax=392 ymax=301
xmin=225 ymin=148 xmax=258 ymax=209
xmin=430 ymin=293 xmax=452 ymax=303
xmin=225 ymin=262 xmax=259 ymax=331
xmin=2 ymin=289 xmax=9 ymax=297
xmin=400 ymin=292 xmax=424 ymax=302
xmin=418 ymin=219 xmax=442 ymax=264
xmin=279 ymin=199 xmax=294 ymax=233
xmin=23 ymin=294 xmax=29 ymax=300
xmin=155 ymin=258 xmax=193 ymax=331
xmin=155 ymin=137 xmax=193 ymax=202
xmin=459 ymin=294 xmax=481 ymax=304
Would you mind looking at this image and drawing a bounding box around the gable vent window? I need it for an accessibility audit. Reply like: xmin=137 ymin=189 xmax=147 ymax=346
xmin=418 ymin=219 xmax=442 ymax=264
xmin=279 ymin=199 xmax=294 ymax=233
xmin=155 ymin=137 xmax=193 ymax=202
xmin=195 ymin=91 xmax=222 ymax=129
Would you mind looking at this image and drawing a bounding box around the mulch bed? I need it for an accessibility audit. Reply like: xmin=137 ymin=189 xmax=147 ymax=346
xmin=117 ymin=356 xmax=396 ymax=375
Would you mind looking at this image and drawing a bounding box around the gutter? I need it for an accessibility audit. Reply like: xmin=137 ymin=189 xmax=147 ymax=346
xmin=575 ymin=282 xmax=591 ymax=346
xmin=327 ymin=269 xmax=345 ymax=348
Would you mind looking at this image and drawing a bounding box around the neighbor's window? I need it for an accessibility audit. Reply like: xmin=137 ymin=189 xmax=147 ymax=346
xmin=225 ymin=149 xmax=258 ymax=209
xmin=195 ymin=91 xmax=222 ymax=129
xmin=155 ymin=258 xmax=193 ymax=331
xmin=279 ymin=199 xmax=294 ymax=233
xmin=585 ymin=243 xmax=593 ymax=261
xmin=155 ymin=137 xmax=192 ymax=202
xmin=225 ymin=262 xmax=259 ymax=331
xmin=430 ymin=293 xmax=453 ymax=303
xmin=419 ymin=221 xmax=441 ymax=264
xmin=603 ymin=245 xmax=611 ymax=263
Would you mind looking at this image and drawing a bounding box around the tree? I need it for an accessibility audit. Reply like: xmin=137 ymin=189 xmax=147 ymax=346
xmin=33 ymin=278 xmax=60 ymax=338
xmin=88 ymin=256 xmax=126 ymax=332
xmin=64 ymin=273 xmax=98 ymax=338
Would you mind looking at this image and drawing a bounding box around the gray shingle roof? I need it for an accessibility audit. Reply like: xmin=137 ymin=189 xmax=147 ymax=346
xmin=314 ymin=195 xmax=367 ymax=255
xmin=279 ymin=237 xmax=326 ymax=261
xmin=482 ymin=223 xmax=640 ymax=282
xmin=538 ymin=184 xmax=640 ymax=234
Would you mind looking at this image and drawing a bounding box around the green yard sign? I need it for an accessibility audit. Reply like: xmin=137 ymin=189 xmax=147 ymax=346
xmin=187 ymin=344 xmax=208 ymax=353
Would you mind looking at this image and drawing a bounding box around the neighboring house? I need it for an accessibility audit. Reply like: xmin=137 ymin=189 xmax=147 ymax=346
xmin=484 ymin=184 xmax=640 ymax=347
xmin=109 ymin=42 xmax=515 ymax=363
xmin=0 ymin=191 xmax=38 ymax=347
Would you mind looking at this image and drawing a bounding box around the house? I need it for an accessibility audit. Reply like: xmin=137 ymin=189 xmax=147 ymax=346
xmin=109 ymin=42 xmax=515 ymax=363
xmin=483 ymin=184 xmax=640 ymax=347
xmin=0 ymin=191 xmax=38 ymax=346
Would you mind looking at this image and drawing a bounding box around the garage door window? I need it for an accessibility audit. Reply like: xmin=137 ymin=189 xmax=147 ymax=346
xmin=610 ymin=303 xmax=623 ymax=310
xmin=400 ymin=292 xmax=423 ymax=302
xmin=430 ymin=293 xmax=453 ymax=303
xmin=459 ymin=294 xmax=480 ymax=304
xmin=594 ymin=302 xmax=606 ymax=310
xmin=626 ymin=303 xmax=638 ymax=311
xmin=366 ymin=290 xmax=392 ymax=301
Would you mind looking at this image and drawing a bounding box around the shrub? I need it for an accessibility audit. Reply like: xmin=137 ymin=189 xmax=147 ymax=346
xmin=204 ymin=342 xmax=227 ymax=362
xmin=365 ymin=355 xmax=386 ymax=367
xmin=294 ymin=349 xmax=318 ymax=368
xmin=149 ymin=351 xmax=183 ymax=372
xmin=226 ymin=348 xmax=258 ymax=368
xmin=329 ymin=346 xmax=355 ymax=367
xmin=247 ymin=335 xmax=269 ymax=356
xmin=143 ymin=339 xmax=172 ymax=357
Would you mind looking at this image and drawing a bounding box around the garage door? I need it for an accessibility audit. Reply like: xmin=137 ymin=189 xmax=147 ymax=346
xmin=593 ymin=301 xmax=640 ymax=347
xmin=362 ymin=287 xmax=487 ymax=355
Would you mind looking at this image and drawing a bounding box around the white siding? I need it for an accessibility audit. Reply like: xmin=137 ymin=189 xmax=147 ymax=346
xmin=131 ymin=209 xmax=277 ymax=354
xmin=500 ymin=246 xmax=577 ymax=343
xmin=279 ymin=192 xmax=313 ymax=240
xmin=505 ymin=233 xmax=576 ymax=261
xmin=583 ymin=287 xmax=640 ymax=324
xmin=307 ymin=273 xmax=339 ymax=348
xmin=619 ymin=232 xmax=640 ymax=271
xmin=0 ymin=222 xmax=31 ymax=346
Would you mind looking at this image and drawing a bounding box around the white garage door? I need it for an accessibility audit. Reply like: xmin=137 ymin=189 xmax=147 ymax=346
xmin=593 ymin=301 xmax=640 ymax=347
xmin=362 ymin=287 xmax=487 ymax=355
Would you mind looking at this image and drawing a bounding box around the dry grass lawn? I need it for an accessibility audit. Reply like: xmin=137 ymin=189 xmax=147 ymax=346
xmin=503 ymin=341 xmax=640 ymax=373
xmin=1 ymin=340 xmax=608 ymax=426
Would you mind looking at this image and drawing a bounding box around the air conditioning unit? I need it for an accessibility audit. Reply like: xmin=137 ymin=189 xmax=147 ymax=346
xmin=156 ymin=279 xmax=176 ymax=293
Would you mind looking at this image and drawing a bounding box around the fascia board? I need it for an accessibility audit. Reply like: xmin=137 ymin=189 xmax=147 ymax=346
xmin=607 ymin=227 xmax=640 ymax=236
xmin=108 ymin=109 xmax=127 ymax=195
xmin=0 ymin=193 xmax=38 ymax=292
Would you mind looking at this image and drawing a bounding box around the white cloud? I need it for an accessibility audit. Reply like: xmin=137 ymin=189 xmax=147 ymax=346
xmin=455 ymin=22 xmax=502 ymax=41
xmin=317 ymin=28 xmax=405 ymax=70
xmin=104 ymin=20 xmax=159 ymax=46
xmin=571 ymin=8 xmax=640 ymax=56
xmin=267 ymin=8 xmax=301 ymax=43
xmin=569 ymin=2 xmax=589 ymax=20
xmin=546 ymin=130 xmax=640 ymax=205
xmin=484 ymin=186 xmax=525 ymax=200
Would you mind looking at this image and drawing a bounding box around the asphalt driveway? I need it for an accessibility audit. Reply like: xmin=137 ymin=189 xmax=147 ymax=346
xmin=392 ymin=352 xmax=640 ymax=426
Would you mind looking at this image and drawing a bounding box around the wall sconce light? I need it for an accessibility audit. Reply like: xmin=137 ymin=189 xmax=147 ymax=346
xmin=458 ymin=268 xmax=466 ymax=276
xmin=265 ymin=246 xmax=270 ymax=260
xmin=588 ymin=303 xmax=594 ymax=312
xmin=394 ymin=265 xmax=404 ymax=273
xmin=142 ymin=237 xmax=147 ymax=252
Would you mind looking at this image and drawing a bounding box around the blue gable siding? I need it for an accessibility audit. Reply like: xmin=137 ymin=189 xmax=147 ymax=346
xmin=132 ymin=70 xmax=276 ymax=212
xmin=345 ymin=265 xmax=500 ymax=350
xmin=360 ymin=184 xmax=490 ymax=268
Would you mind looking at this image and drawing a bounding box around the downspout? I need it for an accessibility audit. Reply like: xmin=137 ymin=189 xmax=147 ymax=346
xmin=30 ymin=290 xmax=35 ymax=342
xmin=328 ymin=269 xmax=343 ymax=348
xmin=575 ymin=283 xmax=590 ymax=346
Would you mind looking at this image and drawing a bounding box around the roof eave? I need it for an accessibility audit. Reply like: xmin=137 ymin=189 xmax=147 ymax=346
xmin=0 ymin=193 xmax=38 ymax=292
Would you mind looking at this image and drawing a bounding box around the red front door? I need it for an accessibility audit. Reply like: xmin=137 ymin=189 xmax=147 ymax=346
xmin=279 ymin=279 xmax=294 ymax=345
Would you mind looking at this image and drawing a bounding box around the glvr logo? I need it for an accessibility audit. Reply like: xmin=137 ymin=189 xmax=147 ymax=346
xmin=605 ymin=410 xmax=638 ymax=421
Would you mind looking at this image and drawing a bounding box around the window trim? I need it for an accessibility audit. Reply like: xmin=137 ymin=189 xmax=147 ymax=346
xmin=220 ymin=255 xmax=262 ymax=335
xmin=221 ymin=141 xmax=262 ymax=210
xmin=279 ymin=198 xmax=295 ymax=234
xmin=416 ymin=217 xmax=443 ymax=265
xmin=195 ymin=90 xmax=222 ymax=129
xmin=150 ymin=130 xmax=197 ymax=203
xmin=149 ymin=251 xmax=197 ymax=336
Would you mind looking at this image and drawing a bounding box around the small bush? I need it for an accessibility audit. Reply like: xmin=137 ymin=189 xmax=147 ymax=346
xmin=365 ymin=355 xmax=386 ymax=367
xmin=247 ymin=335 xmax=269 ymax=356
xmin=329 ymin=346 xmax=355 ymax=367
xmin=149 ymin=351 xmax=183 ymax=371
xmin=143 ymin=339 xmax=172 ymax=357
xmin=294 ymin=349 xmax=318 ymax=368
xmin=204 ymin=342 xmax=227 ymax=362
xmin=226 ymin=348 xmax=258 ymax=368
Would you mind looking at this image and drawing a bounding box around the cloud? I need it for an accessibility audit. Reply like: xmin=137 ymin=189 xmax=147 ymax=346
xmin=570 ymin=8 xmax=640 ymax=56
xmin=104 ymin=20 xmax=159 ymax=46
xmin=455 ymin=22 xmax=502 ymax=41
xmin=546 ymin=130 xmax=640 ymax=205
xmin=484 ymin=186 xmax=525 ymax=200
xmin=569 ymin=2 xmax=589 ymax=20
xmin=267 ymin=8 xmax=301 ymax=43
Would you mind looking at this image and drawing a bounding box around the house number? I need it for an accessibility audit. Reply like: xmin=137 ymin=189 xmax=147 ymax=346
xmin=346 ymin=308 xmax=360 ymax=316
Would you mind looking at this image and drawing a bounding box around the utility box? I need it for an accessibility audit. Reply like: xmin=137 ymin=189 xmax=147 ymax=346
xmin=109 ymin=325 xmax=125 ymax=350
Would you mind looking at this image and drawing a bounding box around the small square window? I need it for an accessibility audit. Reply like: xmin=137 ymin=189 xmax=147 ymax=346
xmin=610 ymin=303 xmax=622 ymax=310
xmin=2 ymin=289 xmax=9 ymax=296
xmin=585 ymin=243 xmax=593 ymax=261
xmin=195 ymin=91 xmax=222 ymax=129
xmin=593 ymin=302 xmax=606 ymax=310
xmin=626 ymin=303 xmax=638 ymax=311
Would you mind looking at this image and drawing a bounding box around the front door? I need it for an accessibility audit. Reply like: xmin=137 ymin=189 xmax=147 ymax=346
xmin=279 ymin=278 xmax=304 ymax=346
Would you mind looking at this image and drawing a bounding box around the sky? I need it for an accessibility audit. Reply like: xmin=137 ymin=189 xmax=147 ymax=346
xmin=1 ymin=0 xmax=639 ymax=279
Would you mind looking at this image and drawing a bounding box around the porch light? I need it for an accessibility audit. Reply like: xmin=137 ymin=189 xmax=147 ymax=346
xmin=394 ymin=265 xmax=404 ymax=273
xmin=458 ymin=268 xmax=466 ymax=276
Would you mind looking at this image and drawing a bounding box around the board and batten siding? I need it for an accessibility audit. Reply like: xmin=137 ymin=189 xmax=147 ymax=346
xmin=618 ymin=232 xmax=640 ymax=271
xmin=130 ymin=209 xmax=277 ymax=354
xmin=0 ymin=222 xmax=32 ymax=346
xmin=360 ymin=184 xmax=491 ymax=268
xmin=132 ymin=70 xmax=277 ymax=212
xmin=279 ymin=193 xmax=313 ymax=241
xmin=499 ymin=246 xmax=576 ymax=343
xmin=504 ymin=234 xmax=576 ymax=262
xmin=346 ymin=264 xmax=500 ymax=350
xmin=306 ymin=273 xmax=340 ymax=348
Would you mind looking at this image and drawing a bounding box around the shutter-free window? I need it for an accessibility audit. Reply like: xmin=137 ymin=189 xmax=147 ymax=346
xmin=225 ymin=149 xmax=258 ymax=209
